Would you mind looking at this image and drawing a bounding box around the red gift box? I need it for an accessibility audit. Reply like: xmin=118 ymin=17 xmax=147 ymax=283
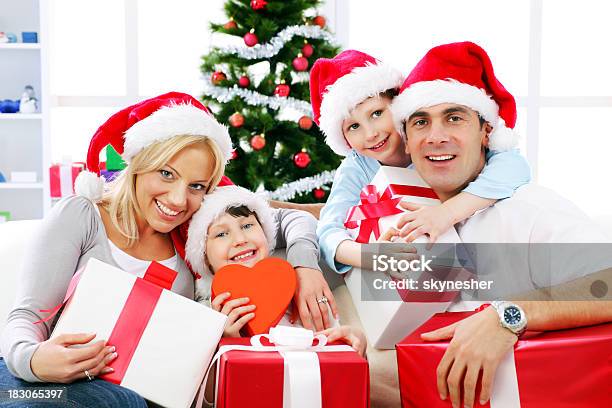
xmin=49 ymin=162 xmax=85 ymax=198
xmin=212 ymin=334 xmax=370 ymax=408
xmin=396 ymin=312 xmax=612 ymax=407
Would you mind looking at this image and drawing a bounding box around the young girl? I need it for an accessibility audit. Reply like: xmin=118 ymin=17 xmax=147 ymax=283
xmin=185 ymin=185 xmax=366 ymax=355
xmin=310 ymin=50 xmax=531 ymax=273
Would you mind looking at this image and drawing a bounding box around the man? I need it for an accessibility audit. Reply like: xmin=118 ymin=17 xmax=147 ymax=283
xmin=391 ymin=42 xmax=612 ymax=408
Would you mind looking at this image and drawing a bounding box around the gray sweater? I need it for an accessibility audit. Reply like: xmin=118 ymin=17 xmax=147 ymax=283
xmin=1 ymin=196 xmax=319 ymax=382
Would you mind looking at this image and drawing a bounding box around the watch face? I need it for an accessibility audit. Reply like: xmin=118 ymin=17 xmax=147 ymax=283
xmin=504 ymin=306 xmax=522 ymax=326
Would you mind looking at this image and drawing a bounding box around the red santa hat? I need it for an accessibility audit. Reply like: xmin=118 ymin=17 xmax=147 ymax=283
xmin=391 ymin=41 xmax=519 ymax=151
xmin=310 ymin=50 xmax=404 ymax=156
xmin=74 ymin=92 xmax=233 ymax=201
xmin=185 ymin=185 xmax=277 ymax=296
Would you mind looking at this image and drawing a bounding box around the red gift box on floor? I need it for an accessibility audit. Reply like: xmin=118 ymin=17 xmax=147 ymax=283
xmin=396 ymin=312 xmax=612 ymax=408
xmin=49 ymin=162 xmax=85 ymax=198
xmin=210 ymin=328 xmax=370 ymax=408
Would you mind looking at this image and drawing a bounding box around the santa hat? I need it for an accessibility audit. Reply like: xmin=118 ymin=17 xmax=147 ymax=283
xmin=310 ymin=50 xmax=404 ymax=156
xmin=74 ymin=92 xmax=233 ymax=201
xmin=391 ymin=41 xmax=519 ymax=151
xmin=185 ymin=185 xmax=277 ymax=283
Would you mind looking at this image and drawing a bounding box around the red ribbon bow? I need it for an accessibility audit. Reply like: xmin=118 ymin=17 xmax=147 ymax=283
xmin=344 ymin=185 xmax=403 ymax=243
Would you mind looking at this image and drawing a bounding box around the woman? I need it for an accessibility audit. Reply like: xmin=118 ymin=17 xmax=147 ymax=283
xmin=0 ymin=92 xmax=231 ymax=407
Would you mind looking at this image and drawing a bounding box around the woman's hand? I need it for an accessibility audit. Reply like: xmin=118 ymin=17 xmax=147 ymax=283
xmin=293 ymin=267 xmax=338 ymax=332
xmin=30 ymin=333 xmax=117 ymax=383
xmin=396 ymin=202 xmax=455 ymax=244
xmin=211 ymin=292 xmax=255 ymax=337
xmin=421 ymin=308 xmax=518 ymax=408
xmin=318 ymin=325 xmax=367 ymax=356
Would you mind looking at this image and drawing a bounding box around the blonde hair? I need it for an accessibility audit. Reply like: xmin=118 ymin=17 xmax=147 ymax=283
xmin=100 ymin=135 xmax=225 ymax=246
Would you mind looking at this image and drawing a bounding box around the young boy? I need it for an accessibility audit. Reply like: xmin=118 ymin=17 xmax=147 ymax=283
xmin=310 ymin=50 xmax=532 ymax=273
xmin=185 ymin=185 xmax=366 ymax=355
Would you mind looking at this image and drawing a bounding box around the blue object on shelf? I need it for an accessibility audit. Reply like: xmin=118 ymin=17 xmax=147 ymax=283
xmin=21 ymin=32 xmax=38 ymax=43
xmin=7 ymin=33 xmax=17 ymax=43
xmin=0 ymin=100 xmax=20 ymax=113
xmin=0 ymin=171 xmax=6 ymax=182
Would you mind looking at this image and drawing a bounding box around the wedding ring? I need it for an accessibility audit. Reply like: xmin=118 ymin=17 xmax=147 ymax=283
xmin=316 ymin=296 xmax=329 ymax=304
xmin=84 ymin=369 xmax=94 ymax=381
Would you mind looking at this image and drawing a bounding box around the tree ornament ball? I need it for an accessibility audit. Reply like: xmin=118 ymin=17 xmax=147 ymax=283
xmin=292 ymin=54 xmax=309 ymax=72
xmin=229 ymin=112 xmax=245 ymax=128
xmin=230 ymin=150 xmax=238 ymax=160
xmin=302 ymin=43 xmax=314 ymax=58
xmin=313 ymin=188 xmax=325 ymax=200
xmin=293 ymin=150 xmax=311 ymax=168
xmin=298 ymin=115 xmax=313 ymax=130
xmin=211 ymin=71 xmax=227 ymax=85
xmin=313 ymin=15 xmax=326 ymax=28
xmin=223 ymin=19 xmax=237 ymax=30
xmin=274 ymin=83 xmax=291 ymax=97
xmin=250 ymin=0 xmax=267 ymax=10
xmin=244 ymin=30 xmax=259 ymax=47
xmin=251 ymin=134 xmax=266 ymax=150
xmin=238 ymin=75 xmax=251 ymax=88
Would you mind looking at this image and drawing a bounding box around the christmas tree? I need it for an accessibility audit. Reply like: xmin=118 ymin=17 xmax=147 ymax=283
xmin=200 ymin=0 xmax=342 ymax=203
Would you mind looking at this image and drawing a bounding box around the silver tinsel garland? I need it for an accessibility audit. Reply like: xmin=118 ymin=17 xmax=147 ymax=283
xmin=265 ymin=170 xmax=336 ymax=201
xmin=216 ymin=25 xmax=335 ymax=60
xmin=203 ymin=77 xmax=312 ymax=115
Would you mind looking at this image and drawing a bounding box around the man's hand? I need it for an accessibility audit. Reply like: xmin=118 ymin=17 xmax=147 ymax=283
xmin=396 ymin=202 xmax=455 ymax=244
xmin=293 ymin=267 xmax=338 ymax=331
xmin=421 ymin=308 xmax=518 ymax=408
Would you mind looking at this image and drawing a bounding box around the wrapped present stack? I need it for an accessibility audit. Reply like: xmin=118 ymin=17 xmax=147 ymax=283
xmin=343 ymin=166 xmax=464 ymax=349
xmin=100 ymin=145 xmax=126 ymax=182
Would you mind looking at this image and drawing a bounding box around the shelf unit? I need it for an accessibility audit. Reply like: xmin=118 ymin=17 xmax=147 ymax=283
xmin=0 ymin=0 xmax=51 ymax=221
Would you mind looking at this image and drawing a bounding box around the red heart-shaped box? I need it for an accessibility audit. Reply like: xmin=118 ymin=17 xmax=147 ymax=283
xmin=211 ymin=257 xmax=297 ymax=335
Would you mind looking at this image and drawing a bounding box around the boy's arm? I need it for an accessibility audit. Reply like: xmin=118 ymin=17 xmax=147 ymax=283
xmin=398 ymin=149 xmax=531 ymax=242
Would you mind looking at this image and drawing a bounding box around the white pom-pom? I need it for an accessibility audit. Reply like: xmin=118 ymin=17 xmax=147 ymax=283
xmin=488 ymin=118 xmax=520 ymax=151
xmin=74 ymin=171 xmax=105 ymax=202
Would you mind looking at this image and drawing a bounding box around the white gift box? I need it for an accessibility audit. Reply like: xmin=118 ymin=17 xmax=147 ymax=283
xmin=51 ymin=258 xmax=226 ymax=408
xmin=344 ymin=166 xmax=463 ymax=349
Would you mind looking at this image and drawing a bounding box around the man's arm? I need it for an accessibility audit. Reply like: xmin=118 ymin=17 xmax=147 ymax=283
xmin=269 ymin=200 xmax=324 ymax=220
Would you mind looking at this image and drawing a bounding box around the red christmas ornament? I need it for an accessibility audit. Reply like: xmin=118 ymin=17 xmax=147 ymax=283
xmin=223 ymin=18 xmax=237 ymax=30
xmin=302 ymin=42 xmax=314 ymax=58
xmin=274 ymin=82 xmax=290 ymax=97
xmin=229 ymin=112 xmax=244 ymax=128
xmin=313 ymin=188 xmax=325 ymax=200
xmin=292 ymin=53 xmax=309 ymax=72
xmin=293 ymin=149 xmax=311 ymax=168
xmin=230 ymin=149 xmax=238 ymax=160
xmin=313 ymin=15 xmax=326 ymax=28
xmin=211 ymin=71 xmax=227 ymax=85
xmin=298 ymin=115 xmax=313 ymax=130
xmin=238 ymin=75 xmax=251 ymax=88
xmin=244 ymin=29 xmax=258 ymax=47
xmin=250 ymin=0 xmax=267 ymax=10
xmin=250 ymin=134 xmax=266 ymax=150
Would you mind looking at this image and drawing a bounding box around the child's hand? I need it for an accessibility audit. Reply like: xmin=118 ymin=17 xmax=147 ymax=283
xmin=318 ymin=325 xmax=367 ymax=356
xmin=211 ymin=292 xmax=256 ymax=338
xmin=294 ymin=267 xmax=338 ymax=332
xmin=396 ymin=202 xmax=455 ymax=244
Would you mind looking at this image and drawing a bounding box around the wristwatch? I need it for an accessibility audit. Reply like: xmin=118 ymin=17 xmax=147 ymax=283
xmin=491 ymin=301 xmax=527 ymax=337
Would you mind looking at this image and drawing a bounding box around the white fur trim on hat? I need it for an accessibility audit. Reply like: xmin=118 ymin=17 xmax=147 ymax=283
xmin=74 ymin=170 xmax=105 ymax=202
xmin=319 ymin=62 xmax=404 ymax=156
xmin=391 ymin=79 xmax=519 ymax=151
xmin=186 ymin=186 xmax=277 ymax=299
xmin=123 ymin=103 xmax=233 ymax=163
